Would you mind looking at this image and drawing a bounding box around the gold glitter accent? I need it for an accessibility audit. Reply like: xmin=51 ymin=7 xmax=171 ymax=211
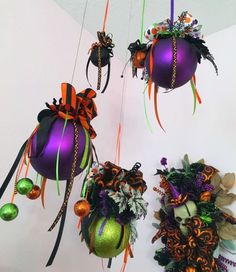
xmin=171 ymin=36 xmax=177 ymax=89
xmin=97 ymin=45 xmax=102 ymax=90
xmin=48 ymin=121 xmax=79 ymax=231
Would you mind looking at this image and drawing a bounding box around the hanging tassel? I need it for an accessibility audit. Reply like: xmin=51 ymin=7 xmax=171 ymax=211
xmin=154 ymin=84 xmax=165 ymax=131
xmin=49 ymin=120 xmax=79 ymax=231
xmin=55 ymin=112 xmax=69 ymax=196
xmin=143 ymin=87 xmax=153 ymax=133
xmin=114 ymin=123 xmax=121 ymax=166
xmin=97 ymin=46 xmax=102 ymax=90
xmin=0 ymin=140 xmax=28 ymax=199
xmin=193 ymin=74 xmax=202 ymax=104
xmin=120 ymin=244 xmax=130 ymax=272
xmin=101 ymin=62 xmax=111 ymax=93
xmin=46 ymin=179 xmax=70 ymax=267
xmin=86 ymin=57 xmax=92 ymax=87
xmin=41 ymin=177 xmax=47 ymax=209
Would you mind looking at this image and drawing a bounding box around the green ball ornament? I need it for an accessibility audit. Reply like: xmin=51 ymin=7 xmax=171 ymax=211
xmin=0 ymin=203 xmax=19 ymax=221
xmin=16 ymin=178 xmax=33 ymax=195
xmin=83 ymin=216 xmax=131 ymax=258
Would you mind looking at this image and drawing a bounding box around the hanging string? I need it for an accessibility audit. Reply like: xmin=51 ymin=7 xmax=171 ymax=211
xmin=170 ymin=0 xmax=175 ymax=30
xmin=114 ymin=0 xmax=133 ymax=166
xmin=140 ymin=0 xmax=146 ymax=43
xmin=102 ymin=0 xmax=110 ymax=32
xmin=71 ymin=0 xmax=89 ymax=84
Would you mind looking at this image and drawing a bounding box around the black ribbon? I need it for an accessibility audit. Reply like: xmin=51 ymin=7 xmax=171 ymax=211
xmin=34 ymin=115 xmax=57 ymax=157
xmin=46 ymin=179 xmax=70 ymax=266
xmin=0 ymin=140 xmax=28 ymax=199
xmin=107 ymin=258 xmax=112 ymax=268
xmin=86 ymin=56 xmax=111 ymax=94
xmin=128 ymin=39 xmax=147 ymax=57
xmin=116 ymin=224 xmax=124 ymax=249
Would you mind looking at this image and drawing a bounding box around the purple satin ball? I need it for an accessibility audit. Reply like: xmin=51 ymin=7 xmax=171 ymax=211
xmin=30 ymin=118 xmax=91 ymax=180
xmin=145 ymin=37 xmax=198 ymax=89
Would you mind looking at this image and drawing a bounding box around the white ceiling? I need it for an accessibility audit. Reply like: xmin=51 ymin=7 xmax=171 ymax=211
xmin=54 ymin=0 xmax=236 ymax=61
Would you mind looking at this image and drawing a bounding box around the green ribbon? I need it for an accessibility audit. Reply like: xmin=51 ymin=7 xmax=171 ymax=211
xmin=81 ymin=154 xmax=92 ymax=198
xmin=55 ymin=112 xmax=69 ymax=196
xmin=140 ymin=0 xmax=146 ymax=43
xmin=143 ymin=86 xmax=153 ymax=133
xmin=80 ymin=128 xmax=90 ymax=169
xmin=190 ymin=79 xmax=197 ymax=114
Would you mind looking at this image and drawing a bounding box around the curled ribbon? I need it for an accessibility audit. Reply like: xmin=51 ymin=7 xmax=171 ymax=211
xmin=93 ymin=161 xmax=147 ymax=194
xmin=44 ymin=83 xmax=97 ymax=139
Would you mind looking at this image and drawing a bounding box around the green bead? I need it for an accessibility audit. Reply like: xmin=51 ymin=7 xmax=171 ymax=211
xmin=87 ymin=217 xmax=130 ymax=258
xmin=200 ymin=215 xmax=212 ymax=224
xmin=16 ymin=178 xmax=33 ymax=195
xmin=0 ymin=203 xmax=19 ymax=221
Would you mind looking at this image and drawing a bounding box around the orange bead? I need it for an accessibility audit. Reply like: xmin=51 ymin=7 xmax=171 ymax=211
xmin=74 ymin=200 xmax=90 ymax=217
xmin=186 ymin=266 xmax=196 ymax=272
xmin=200 ymin=191 xmax=211 ymax=202
xmin=26 ymin=185 xmax=41 ymax=200
xmin=133 ymin=51 xmax=146 ymax=68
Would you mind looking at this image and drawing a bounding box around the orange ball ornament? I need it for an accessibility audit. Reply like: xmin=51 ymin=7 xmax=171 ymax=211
xmin=200 ymin=191 xmax=211 ymax=202
xmin=186 ymin=267 xmax=196 ymax=272
xmin=74 ymin=200 xmax=90 ymax=217
xmin=133 ymin=51 xmax=146 ymax=68
xmin=26 ymin=185 xmax=41 ymax=200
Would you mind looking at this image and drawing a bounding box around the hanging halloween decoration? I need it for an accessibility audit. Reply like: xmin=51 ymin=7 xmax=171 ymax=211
xmin=128 ymin=40 xmax=149 ymax=78
xmin=152 ymin=155 xmax=236 ymax=272
xmin=86 ymin=0 xmax=114 ymax=93
xmin=143 ymin=9 xmax=218 ymax=130
xmin=78 ymin=161 xmax=148 ymax=270
xmin=0 ymin=82 xmax=97 ymax=266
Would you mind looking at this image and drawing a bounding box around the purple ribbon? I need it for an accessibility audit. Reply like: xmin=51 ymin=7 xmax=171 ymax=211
xmin=98 ymin=218 xmax=108 ymax=236
xmin=170 ymin=0 xmax=174 ymax=30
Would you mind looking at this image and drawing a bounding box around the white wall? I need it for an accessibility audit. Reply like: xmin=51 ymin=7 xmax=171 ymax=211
xmin=0 ymin=1 xmax=236 ymax=271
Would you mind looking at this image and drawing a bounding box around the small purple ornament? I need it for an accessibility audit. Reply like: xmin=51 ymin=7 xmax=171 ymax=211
xmin=30 ymin=118 xmax=91 ymax=180
xmin=169 ymin=182 xmax=180 ymax=199
xmin=160 ymin=157 xmax=167 ymax=166
xmin=145 ymin=37 xmax=198 ymax=89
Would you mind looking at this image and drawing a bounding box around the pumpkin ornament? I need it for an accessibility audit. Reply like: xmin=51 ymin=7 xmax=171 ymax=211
xmin=79 ymin=161 xmax=148 ymax=270
xmin=143 ymin=3 xmax=218 ymax=130
xmin=0 ymin=82 xmax=97 ymax=266
xmin=86 ymin=0 xmax=114 ymax=93
xmin=152 ymin=155 xmax=236 ymax=272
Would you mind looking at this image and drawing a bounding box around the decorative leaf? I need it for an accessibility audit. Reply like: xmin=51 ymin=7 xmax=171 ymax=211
xmin=216 ymin=193 xmax=236 ymax=207
xmin=218 ymin=222 xmax=236 ymax=240
xmin=130 ymin=221 xmax=138 ymax=244
xmin=211 ymin=173 xmax=221 ymax=191
xmin=154 ymin=210 xmax=161 ymax=220
xmin=197 ymin=158 xmax=205 ymax=164
xmin=222 ymin=173 xmax=235 ymax=190
xmin=152 ymin=223 xmax=160 ymax=229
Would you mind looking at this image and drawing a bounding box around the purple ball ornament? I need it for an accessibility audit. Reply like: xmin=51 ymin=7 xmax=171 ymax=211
xmin=142 ymin=11 xmax=218 ymax=130
xmin=29 ymin=83 xmax=97 ymax=181
xmin=145 ymin=37 xmax=198 ymax=89
xmin=30 ymin=118 xmax=91 ymax=180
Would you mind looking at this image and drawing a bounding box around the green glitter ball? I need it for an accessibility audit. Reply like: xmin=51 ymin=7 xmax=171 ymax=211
xmin=83 ymin=216 xmax=130 ymax=258
xmin=0 ymin=203 xmax=19 ymax=221
xmin=16 ymin=178 xmax=33 ymax=195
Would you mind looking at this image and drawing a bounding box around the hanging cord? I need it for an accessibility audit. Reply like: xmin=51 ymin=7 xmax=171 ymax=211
xmin=71 ymin=0 xmax=89 ymax=84
xmin=170 ymin=0 xmax=175 ymax=30
xmin=114 ymin=0 xmax=133 ymax=166
xmin=102 ymin=0 xmax=110 ymax=32
xmin=140 ymin=0 xmax=146 ymax=43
